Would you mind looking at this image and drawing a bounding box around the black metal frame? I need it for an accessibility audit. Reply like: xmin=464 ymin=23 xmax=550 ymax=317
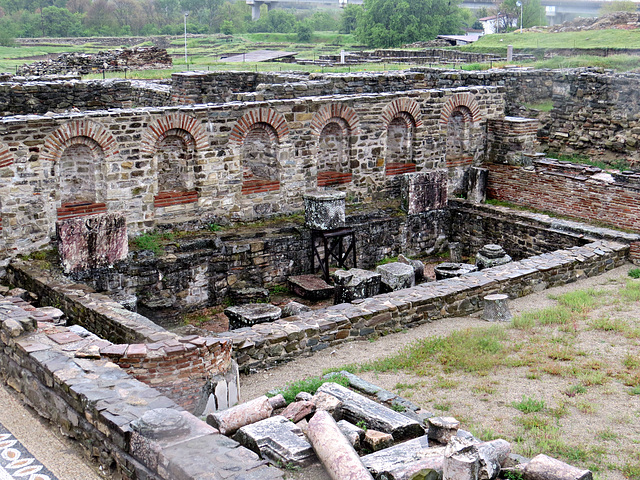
xmin=311 ymin=227 xmax=357 ymax=281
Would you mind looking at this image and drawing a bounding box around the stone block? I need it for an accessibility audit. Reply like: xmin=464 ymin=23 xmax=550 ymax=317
xmin=280 ymin=301 xmax=312 ymax=318
xmin=401 ymin=170 xmax=448 ymax=215
xmin=482 ymin=294 xmax=513 ymax=322
xmin=361 ymin=436 xmax=443 ymax=478
xmin=304 ymin=190 xmax=346 ymax=230
xmin=57 ymin=212 xmax=128 ymax=274
xmin=225 ymin=304 xmax=282 ymax=329
xmin=333 ymin=269 xmax=381 ymax=304
xmin=337 ymin=420 xmax=365 ymax=449
xmin=476 ymin=244 xmax=512 ymax=270
xmin=466 ymin=167 xmax=488 ymax=204
xmin=434 ymin=263 xmax=478 ymax=280
xmin=288 ymin=275 xmax=335 ymax=300
xmin=311 ymin=391 xmax=343 ymax=419
xmin=281 ymin=400 xmax=316 ymax=423
xmin=364 ymin=429 xmax=394 ymax=452
xmin=427 ymin=416 xmax=460 ymax=444
xmin=376 ymin=262 xmax=415 ymax=292
xmin=234 ymin=415 xmax=316 ymax=468
xmin=316 ymin=383 xmax=423 ymax=441
xmin=398 ymin=254 xmax=425 ymax=283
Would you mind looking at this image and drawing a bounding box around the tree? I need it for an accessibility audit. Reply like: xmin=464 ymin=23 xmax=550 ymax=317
xmin=221 ymin=19 xmax=233 ymax=34
xmin=599 ymin=0 xmax=637 ymax=15
xmin=499 ymin=0 xmax=545 ymax=29
xmin=41 ymin=5 xmax=83 ymax=36
xmin=296 ymin=20 xmax=312 ymax=41
xmin=247 ymin=9 xmax=297 ymax=33
xmin=355 ymin=0 xmax=464 ymax=48
xmin=339 ymin=4 xmax=360 ymax=34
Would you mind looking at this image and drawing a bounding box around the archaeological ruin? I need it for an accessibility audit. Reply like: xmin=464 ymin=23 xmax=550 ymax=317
xmin=1 ymin=65 xmax=640 ymax=479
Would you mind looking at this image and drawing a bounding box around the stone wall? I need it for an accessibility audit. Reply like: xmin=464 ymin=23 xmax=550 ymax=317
xmin=73 ymin=209 xmax=449 ymax=323
xmin=0 ymin=86 xmax=503 ymax=262
xmin=545 ymin=70 xmax=640 ymax=156
xmin=6 ymin=262 xmax=234 ymax=413
xmin=0 ymin=79 xmax=132 ymax=115
xmin=218 ymin=238 xmax=628 ymax=372
xmin=0 ymin=306 xmax=282 ymax=479
xmin=17 ymin=47 xmax=172 ymax=76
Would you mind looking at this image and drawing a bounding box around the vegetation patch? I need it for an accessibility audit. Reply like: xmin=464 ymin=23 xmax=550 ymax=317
xmin=268 ymin=374 xmax=349 ymax=404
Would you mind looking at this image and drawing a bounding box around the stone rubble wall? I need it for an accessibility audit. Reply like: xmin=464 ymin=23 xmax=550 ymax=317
xmin=16 ymin=47 xmax=172 ymax=76
xmin=486 ymin=158 xmax=640 ymax=236
xmin=0 ymin=304 xmax=282 ymax=479
xmin=0 ymin=86 xmax=502 ymax=262
xmin=77 ymin=209 xmax=449 ymax=324
xmin=6 ymin=262 xmax=233 ymax=412
xmin=0 ymin=79 xmax=133 ymax=115
xmin=130 ymin=79 xmax=172 ymax=107
xmin=217 ymin=238 xmax=628 ymax=372
xmin=544 ymin=70 xmax=640 ymax=156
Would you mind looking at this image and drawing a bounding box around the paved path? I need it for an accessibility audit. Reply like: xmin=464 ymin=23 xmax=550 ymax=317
xmin=0 ymin=383 xmax=102 ymax=480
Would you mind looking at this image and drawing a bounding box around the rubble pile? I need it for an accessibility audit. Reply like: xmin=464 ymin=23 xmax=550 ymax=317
xmin=548 ymin=11 xmax=640 ymax=33
xmin=205 ymin=373 xmax=593 ymax=480
xmin=17 ymin=47 xmax=172 ymax=76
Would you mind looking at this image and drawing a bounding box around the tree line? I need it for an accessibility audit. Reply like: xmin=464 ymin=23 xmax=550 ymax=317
xmin=0 ymin=0 xmax=549 ymax=47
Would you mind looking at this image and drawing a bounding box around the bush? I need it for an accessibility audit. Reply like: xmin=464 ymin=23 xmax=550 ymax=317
xmin=628 ymin=268 xmax=640 ymax=279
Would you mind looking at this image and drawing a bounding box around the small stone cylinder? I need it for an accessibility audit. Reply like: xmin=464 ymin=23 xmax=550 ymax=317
xmin=523 ymin=454 xmax=592 ymax=480
xmin=206 ymin=395 xmax=273 ymax=435
xmin=307 ymin=410 xmax=374 ymax=480
xmin=482 ymin=294 xmax=512 ymax=322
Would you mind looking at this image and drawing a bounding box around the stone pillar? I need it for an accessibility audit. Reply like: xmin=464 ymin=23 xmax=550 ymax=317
xmin=466 ymin=167 xmax=488 ymax=204
xmin=523 ymin=454 xmax=592 ymax=480
xmin=307 ymin=410 xmax=375 ymax=480
xmin=507 ymin=45 xmax=513 ymax=62
xmin=482 ymin=294 xmax=512 ymax=322
xmin=401 ymin=170 xmax=448 ymax=215
xmin=304 ymin=190 xmax=346 ymax=230
xmin=448 ymin=242 xmax=463 ymax=263
xmin=251 ymin=1 xmax=263 ymax=21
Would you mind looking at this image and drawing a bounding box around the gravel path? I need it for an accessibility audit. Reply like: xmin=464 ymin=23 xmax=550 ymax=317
xmin=241 ymin=263 xmax=638 ymax=480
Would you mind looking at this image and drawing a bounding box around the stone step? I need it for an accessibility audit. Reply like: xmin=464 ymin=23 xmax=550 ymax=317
xmin=288 ymin=275 xmax=334 ymax=301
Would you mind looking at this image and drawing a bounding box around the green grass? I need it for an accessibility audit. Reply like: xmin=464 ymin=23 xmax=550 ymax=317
xmin=629 ymin=268 xmax=640 ymax=279
xmin=131 ymin=231 xmax=174 ymax=256
xmin=360 ymin=325 xmax=509 ymax=375
xmin=512 ymin=395 xmax=545 ymax=413
xmin=268 ymin=374 xmax=349 ymax=404
xmin=525 ymin=99 xmax=554 ymax=112
xmin=545 ymin=152 xmax=633 ymax=172
xmin=465 ymin=29 xmax=640 ymax=50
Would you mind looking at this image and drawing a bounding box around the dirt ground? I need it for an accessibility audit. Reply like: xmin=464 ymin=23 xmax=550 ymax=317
xmin=241 ymin=263 xmax=640 ymax=480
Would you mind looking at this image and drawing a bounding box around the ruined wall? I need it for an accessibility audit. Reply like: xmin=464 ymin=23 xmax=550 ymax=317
xmin=486 ymin=159 xmax=640 ymax=233
xmin=219 ymin=239 xmax=628 ymax=372
xmin=449 ymin=199 xmax=590 ymax=258
xmin=79 ymin=209 xmax=449 ymax=323
xmin=545 ymin=70 xmax=640 ymax=156
xmin=0 ymin=79 xmax=133 ymax=115
xmin=0 ymin=315 xmax=280 ymax=479
xmin=0 ymin=86 xmax=503 ymax=261
xmin=7 ymin=262 xmax=233 ymax=412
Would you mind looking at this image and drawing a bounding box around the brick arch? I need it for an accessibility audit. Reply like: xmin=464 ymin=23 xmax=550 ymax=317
xmin=229 ymin=108 xmax=289 ymax=145
xmin=41 ymin=120 xmax=118 ymax=163
xmin=310 ymin=104 xmax=360 ymax=136
xmin=439 ymin=93 xmax=482 ymax=125
xmin=381 ymin=98 xmax=422 ymax=129
xmin=0 ymin=143 xmax=13 ymax=168
xmin=141 ymin=113 xmax=208 ymax=155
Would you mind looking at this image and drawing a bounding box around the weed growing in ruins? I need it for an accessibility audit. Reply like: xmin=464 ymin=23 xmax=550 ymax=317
xmin=132 ymin=231 xmax=174 ymax=256
xmin=432 ymin=402 xmax=451 ymax=412
xmin=269 ymin=374 xmax=349 ymax=403
xmin=564 ymin=384 xmax=587 ymax=397
xmin=208 ymin=223 xmax=224 ymax=232
xmin=621 ymin=280 xmax=640 ymax=302
xmin=269 ymin=285 xmax=289 ymax=295
xmin=512 ymin=396 xmax=545 ymax=414
xmin=628 ymin=268 xmax=640 ymax=279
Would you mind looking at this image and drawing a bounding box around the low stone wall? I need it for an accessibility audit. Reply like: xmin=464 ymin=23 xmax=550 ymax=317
xmin=216 ymin=238 xmax=628 ymax=372
xmin=0 ymin=79 xmax=132 ymax=115
xmin=130 ymin=79 xmax=172 ymax=107
xmin=0 ymin=301 xmax=282 ymax=479
xmin=6 ymin=262 xmax=234 ymax=413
